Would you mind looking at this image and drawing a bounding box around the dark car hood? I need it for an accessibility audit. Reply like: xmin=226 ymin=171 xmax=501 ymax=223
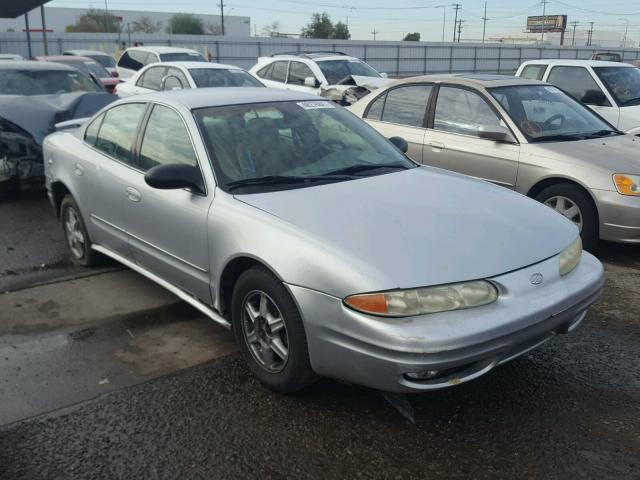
xmin=0 ymin=92 xmax=115 ymax=145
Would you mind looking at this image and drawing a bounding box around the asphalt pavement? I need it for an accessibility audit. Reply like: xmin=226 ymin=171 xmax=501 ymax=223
xmin=1 ymin=191 xmax=639 ymax=480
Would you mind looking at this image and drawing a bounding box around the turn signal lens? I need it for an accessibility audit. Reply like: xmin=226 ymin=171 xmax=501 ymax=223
xmin=559 ymin=236 xmax=582 ymax=276
xmin=344 ymin=280 xmax=498 ymax=317
xmin=613 ymin=174 xmax=640 ymax=196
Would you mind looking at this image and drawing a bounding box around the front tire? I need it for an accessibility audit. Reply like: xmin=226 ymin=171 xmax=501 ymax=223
xmin=231 ymin=266 xmax=317 ymax=393
xmin=535 ymin=183 xmax=598 ymax=251
xmin=60 ymin=195 xmax=101 ymax=267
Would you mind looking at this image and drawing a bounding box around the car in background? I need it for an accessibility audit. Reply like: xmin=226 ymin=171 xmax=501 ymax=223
xmin=0 ymin=54 xmax=24 ymax=61
xmin=116 ymin=46 xmax=206 ymax=80
xmin=590 ymin=52 xmax=622 ymax=62
xmin=349 ymin=74 xmax=640 ymax=249
xmin=63 ymin=49 xmax=118 ymax=77
xmin=0 ymin=61 xmax=115 ymax=196
xmin=249 ymin=51 xmax=393 ymax=105
xmin=516 ymin=59 xmax=640 ymax=135
xmin=44 ymin=88 xmax=602 ymax=393
xmin=35 ymin=56 xmax=119 ymax=93
xmin=116 ymin=61 xmax=263 ymax=97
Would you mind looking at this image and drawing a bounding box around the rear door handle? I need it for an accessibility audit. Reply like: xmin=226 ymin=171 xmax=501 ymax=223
xmin=74 ymin=163 xmax=84 ymax=176
xmin=125 ymin=186 xmax=141 ymax=203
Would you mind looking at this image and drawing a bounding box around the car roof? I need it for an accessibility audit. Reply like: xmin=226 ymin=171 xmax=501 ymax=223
xmin=65 ymin=49 xmax=110 ymax=56
xmin=0 ymin=60 xmax=75 ymax=71
xmin=138 ymin=87 xmax=320 ymax=109
xmin=157 ymin=61 xmax=241 ymax=70
xmin=126 ymin=46 xmax=201 ymax=54
xmin=38 ymin=55 xmax=95 ymax=63
xmin=521 ymin=59 xmax=633 ymax=68
xmin=263 ymin=53 xmax=358 ymax=62
xmin=389 ymin=73 xmax=545 ymax=89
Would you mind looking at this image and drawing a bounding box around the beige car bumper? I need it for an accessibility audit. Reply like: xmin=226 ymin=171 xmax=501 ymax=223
xmin=593 ymin=189 xmax=640 ymax=243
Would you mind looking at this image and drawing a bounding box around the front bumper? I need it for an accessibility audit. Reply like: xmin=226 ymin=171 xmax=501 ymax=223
xmin=289 ymin=251 xmax=604 ymax=392
xmin=592 ymin=188 xmax=640 ymax=243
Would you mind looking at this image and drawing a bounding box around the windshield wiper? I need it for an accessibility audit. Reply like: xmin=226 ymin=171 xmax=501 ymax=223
xmin=322 ymin=162 xmax=413 ymax=177
xmin=583 ymin=129 xmax=621 ymax=138
xmin=226 ymin=174 xmax=351 ymax=191
xmin=532 ymin=134 xmax=586 ymax=142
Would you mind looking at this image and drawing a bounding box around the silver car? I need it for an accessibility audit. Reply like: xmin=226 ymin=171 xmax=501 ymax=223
xmin=43 ymin=88 xmax=603 ymax=393
xmin=349 ymin=74 xmax=640 ymax=250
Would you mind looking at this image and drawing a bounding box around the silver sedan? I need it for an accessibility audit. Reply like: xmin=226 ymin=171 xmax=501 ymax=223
xmin=43 ymin=88 xmax=603 ymax=393
xmin=348 ymin=74 xmax=640 ymax=251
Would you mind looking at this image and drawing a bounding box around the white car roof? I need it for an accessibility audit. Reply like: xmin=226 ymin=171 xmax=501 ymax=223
xmin=521 ymin=59 xmax=633 ymax=68
xmin=127 ymin=46 xmax=201 ymax=55
xmin=65 ymin=49 xmax=110 ymax=56
xmin=259 ymin=54 xmax=358 ymax=63
xmin=135 ymin=87 xmax=319 ymax=109
xmin=160 ymin=61 xmax=241 ymax=70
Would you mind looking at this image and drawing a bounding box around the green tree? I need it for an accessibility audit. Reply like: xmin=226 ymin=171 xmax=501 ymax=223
xmin=301 ymin=12 xmax=334 ymax=39
xmin=403 ymin=32 xmax=421 ymax=41
xmin=331 ymin=21 xmax=351 ymax=39
xmin=65 ymin=9 xmax=122 ymax=33
xmin=167 ymin=13 xmax=204 ymax=35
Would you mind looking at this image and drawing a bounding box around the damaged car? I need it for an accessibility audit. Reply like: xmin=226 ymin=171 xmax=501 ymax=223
xmin=0 ymin=61 xmax=116 ymax=196
xmin=249 ymin=52 xmax=393 ymax=105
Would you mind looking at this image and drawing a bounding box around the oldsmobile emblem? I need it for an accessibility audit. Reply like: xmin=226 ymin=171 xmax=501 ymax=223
xmin=530 ymin=273 xmax=544 ymax=285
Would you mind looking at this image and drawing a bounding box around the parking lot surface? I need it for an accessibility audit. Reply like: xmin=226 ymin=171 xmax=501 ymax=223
xmin=1 ymin=193 xmax=639 ymax=479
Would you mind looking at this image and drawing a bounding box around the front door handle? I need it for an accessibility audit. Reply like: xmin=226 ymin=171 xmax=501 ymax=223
xmin=427 ymin=141 xmax=445 ymax=151
xmin=125 ymin=186 xmax=141 ymax=203
xmin=74 ymin=163 xmax=84 ymax=176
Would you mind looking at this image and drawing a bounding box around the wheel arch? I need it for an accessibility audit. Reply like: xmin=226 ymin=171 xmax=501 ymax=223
xmin=526 ymin=176 xmax=600 ymax=226
xmin=50 ymin=180 xmax=72 ymax=218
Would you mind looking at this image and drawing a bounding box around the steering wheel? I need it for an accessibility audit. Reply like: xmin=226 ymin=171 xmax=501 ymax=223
xmin=300 ymin=140 xmax=346 ymax=165
xmin=542 ymin=114 xmax=566 ymax=130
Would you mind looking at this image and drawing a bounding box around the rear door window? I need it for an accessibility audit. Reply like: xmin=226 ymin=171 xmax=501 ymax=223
xmin=138 ymin=66 xmax=167 ymax=90
xmin=94 ymin=103 xmax=147 ymax=164
xmin=370 ymin=85 xmax=432 ymax=127
xmin=520 ymin=64 xmax=547 ymax=80
xmin=270 ymin=61 xmax=288 ymax=83
xmin=547 ymin=66 xmax=610 ymax=105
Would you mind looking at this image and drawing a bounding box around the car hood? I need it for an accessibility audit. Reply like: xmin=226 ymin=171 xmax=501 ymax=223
xmin=237 ymin=167 xmax=577 ymax=290
xmin=525 ymin=134 xmax=640 ymax=173
xmin=0 ymin=92 xmax=115 ymax=145
xmin=618 ymin=105 xmax=640 ymax=132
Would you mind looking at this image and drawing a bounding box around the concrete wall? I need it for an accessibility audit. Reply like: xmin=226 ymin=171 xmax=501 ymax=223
xmin=2 ymin=33 xmax=639 ymax=75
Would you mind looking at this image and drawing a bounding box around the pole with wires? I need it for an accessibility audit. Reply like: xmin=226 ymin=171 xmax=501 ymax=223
xmin=570 ymin=20 xmax=579 ymax=46
xmin=541 ymin=0 xmax=547 ymax=44
xmin=481 ymin=1 xmax=488 ymax=44
xmin=452 ymin=3 xmax=461 ymax=42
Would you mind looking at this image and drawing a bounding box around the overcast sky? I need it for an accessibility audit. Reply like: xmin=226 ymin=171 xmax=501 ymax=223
xmin=48 ymin=0 xmax=640 ymax=41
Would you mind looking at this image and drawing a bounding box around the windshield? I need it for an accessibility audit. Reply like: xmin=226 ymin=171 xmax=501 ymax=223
xmin=190 ymin=69 xmax=263 ymax=88
xmin=316 ymin=59 xmax=381 ymax=84
xmin=88 ymin=54 xmax=116 ymax=68
xmin=194 ymin=100 xmax=415 ymax=193
xmin=60 ymin=60 xmax=109 ymax=79
xmin=593 ymin=66 xmax=640 ymax=106
xmin=0 ymin=69 xmax=103 ymax=95
xmin=160 ymin=52 xmax=206 ymax=62
xmin=489 ymin=84 xmax=617 ymax=142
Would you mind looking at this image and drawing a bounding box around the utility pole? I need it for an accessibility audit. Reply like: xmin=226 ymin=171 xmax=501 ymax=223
xmin=481 ymin=1 xmax=488 ymax=43
xmin=104 ymin=0 xmax=110 ymax=32
xmin=541 ymin=0 xmax=547 ymax=44
xmin=452 ymin=3 xmax=461 ymax=42
xmin=218 ymin=1 xmax=225 ymax=35
xmin=569 ymin=21 xmax=579 ymax=46
xmin=435 ymin=5 xmax=447 ymax=43
xmin=371 ymin=28 xmax=378 ymax=40
xmin=587 ymin=21 xmax=594 ymax=46
xmin=457 ymin=19 xmax=465 ymax=43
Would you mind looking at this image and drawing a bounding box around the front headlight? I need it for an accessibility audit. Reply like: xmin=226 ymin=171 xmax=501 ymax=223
xmin=344 ymin=280 xmax=498 ymax=317
xmin=613 ymin=174 xmax=640 ymax=196
xmin=559 ymin=236 xmax=582 ymax=276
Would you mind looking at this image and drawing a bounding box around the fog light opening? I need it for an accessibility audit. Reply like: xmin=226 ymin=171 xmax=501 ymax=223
xmin=405 ymin=369 xmax=439 ymax=381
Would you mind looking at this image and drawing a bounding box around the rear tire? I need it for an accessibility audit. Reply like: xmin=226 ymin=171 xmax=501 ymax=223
xmin=535 ymin=183 xmax=598 ymax=252
xmin=60 ymin=195 xmax=101 ymax=267
xmin=231 ymin=266 xmax=317 ymax=393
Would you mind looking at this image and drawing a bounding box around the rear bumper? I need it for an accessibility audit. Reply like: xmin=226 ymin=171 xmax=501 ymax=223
xmin=592 ymin=188 xmax=640 ymax=243
xmin=289 ymin=252 xmax=604 ymax=392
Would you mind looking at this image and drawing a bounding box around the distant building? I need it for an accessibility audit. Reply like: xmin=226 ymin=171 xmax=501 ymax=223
xmin=0 ymin=7 xmax=250 ymax=36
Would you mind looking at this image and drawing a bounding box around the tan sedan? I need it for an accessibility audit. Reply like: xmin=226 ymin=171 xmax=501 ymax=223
xmin=348 ymin=74 xmax=640 ymax=250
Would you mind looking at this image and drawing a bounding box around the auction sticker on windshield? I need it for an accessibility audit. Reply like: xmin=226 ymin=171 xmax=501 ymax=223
xmin=297 ymin=101 xmax=335 ymax=110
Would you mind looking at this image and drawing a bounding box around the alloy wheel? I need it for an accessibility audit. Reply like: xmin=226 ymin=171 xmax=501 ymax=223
xmin=64 ymin=206 xmax=85 ymax=259
xmin=241 ymin=290 xmax=289 ymax=373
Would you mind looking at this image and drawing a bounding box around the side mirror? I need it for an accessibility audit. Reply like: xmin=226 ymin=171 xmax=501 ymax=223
xmin=389 ymin=136 xmax=408 ymax=153
xmin=380 ymin=72 xmax=388 ymax=78
xmin=581 ymin=89 xmax=607 ymax=106
xmin=144 ymin=164 xmax=205 ymax=194
xmin=477 ymin=126 xmax=517 ymax=144
xmin=161 ymin=74 xmax=184 ymax=91
xmin=304 ymin=76 xmax=320 ymax=88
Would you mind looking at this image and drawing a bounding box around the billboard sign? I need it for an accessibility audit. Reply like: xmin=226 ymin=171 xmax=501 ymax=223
xmin=526 ymin=15 xmax=567 ymax=33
